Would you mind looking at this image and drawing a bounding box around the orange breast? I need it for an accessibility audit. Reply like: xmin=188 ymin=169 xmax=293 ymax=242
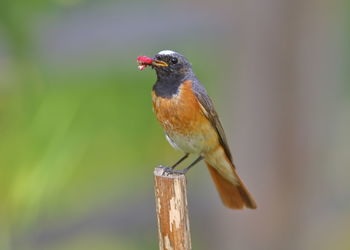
xmin=152 ymin=81 xmax=204 ymax=133
xmin=152 ymin=81 xmax=219 ymax=153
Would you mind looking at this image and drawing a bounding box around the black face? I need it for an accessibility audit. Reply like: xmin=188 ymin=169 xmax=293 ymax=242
xmin=152 ymin=51 xmax=195 ymax=98
xmin=153 ymin=52 xmax=192 ymax=78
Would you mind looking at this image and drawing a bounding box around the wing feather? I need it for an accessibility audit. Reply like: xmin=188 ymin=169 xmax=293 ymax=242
xmin=193 ymin=82 xmax=233 ymax=164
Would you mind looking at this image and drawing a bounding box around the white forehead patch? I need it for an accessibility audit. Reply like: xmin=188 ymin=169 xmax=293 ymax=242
xmin=158 ymin=50 xmax=176 ymax=55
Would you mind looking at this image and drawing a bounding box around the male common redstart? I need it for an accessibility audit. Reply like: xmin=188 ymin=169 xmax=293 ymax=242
xmin=137 ymin=50 xmax=257 ymax=209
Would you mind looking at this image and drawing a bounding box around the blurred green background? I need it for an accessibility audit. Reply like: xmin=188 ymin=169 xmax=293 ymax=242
xmin=0 ymin=0 xmax=349 ymax=249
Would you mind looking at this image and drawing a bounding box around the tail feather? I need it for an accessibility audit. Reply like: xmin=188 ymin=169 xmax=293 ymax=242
xmin=206 ymin=163 xmax=257 ymax=209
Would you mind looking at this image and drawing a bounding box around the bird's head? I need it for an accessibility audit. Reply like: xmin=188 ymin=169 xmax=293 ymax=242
xmin=137 ymin=50 xmax=192 ymax=79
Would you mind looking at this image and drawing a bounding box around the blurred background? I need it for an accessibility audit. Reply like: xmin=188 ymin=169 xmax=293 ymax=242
xmin=0 ymin=0 xmax=349 ymax=249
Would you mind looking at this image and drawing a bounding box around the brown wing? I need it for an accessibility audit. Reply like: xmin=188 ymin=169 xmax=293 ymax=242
xmin=193 ymin=84 xmax=233 ymax=164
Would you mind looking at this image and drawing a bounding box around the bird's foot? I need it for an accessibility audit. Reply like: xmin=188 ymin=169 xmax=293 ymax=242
xmin=160 ymin=166 xmax=185 ymax=176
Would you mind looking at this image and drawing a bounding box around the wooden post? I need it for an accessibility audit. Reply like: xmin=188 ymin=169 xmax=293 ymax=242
xmin=154 ymin=166 xmax=192 ymax=250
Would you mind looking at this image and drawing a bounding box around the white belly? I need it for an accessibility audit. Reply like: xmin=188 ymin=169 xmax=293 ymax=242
xmin=165 ymin=131 xmax=213 ymax=154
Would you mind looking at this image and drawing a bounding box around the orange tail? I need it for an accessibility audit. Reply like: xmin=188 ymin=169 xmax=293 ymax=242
xmin=206 ymin=163 xmax=257 ymax=209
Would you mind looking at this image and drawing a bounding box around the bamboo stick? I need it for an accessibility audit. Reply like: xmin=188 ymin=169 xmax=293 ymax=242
xmin=154 ymin=166 xmax=192 ymax=250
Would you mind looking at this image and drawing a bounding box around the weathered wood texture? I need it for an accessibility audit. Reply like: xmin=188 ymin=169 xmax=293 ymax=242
xmin=154 ymin=166 xmax=191 ymax=250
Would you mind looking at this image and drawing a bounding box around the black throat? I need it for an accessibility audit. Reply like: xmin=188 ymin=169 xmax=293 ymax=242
xmin=153 ymin=72 xmax=185 ymax=98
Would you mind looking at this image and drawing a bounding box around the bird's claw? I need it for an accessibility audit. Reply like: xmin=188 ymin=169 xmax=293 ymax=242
xmin=161 ymin=166 xmax=185 ymax=176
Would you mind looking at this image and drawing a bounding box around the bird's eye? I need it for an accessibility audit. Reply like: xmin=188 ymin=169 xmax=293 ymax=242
xmin=171 ymin=57 xmax=178 ymax=64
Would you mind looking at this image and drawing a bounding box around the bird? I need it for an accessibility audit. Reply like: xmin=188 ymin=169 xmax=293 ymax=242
xmin=137 ymin=50 xmax=257 ymax=209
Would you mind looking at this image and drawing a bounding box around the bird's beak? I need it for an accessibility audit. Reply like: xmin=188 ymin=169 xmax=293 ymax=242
xmin=152 ymin=60 xmax=168 ymax=67
xmin=137 ymin=56 xmax=168 ymax=70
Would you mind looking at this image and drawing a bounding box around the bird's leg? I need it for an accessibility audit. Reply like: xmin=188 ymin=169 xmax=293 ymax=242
xmin=171 ymin=153 xmax=189 ymax=170
xmin=173 ymin=155 xmax=204 ymax=174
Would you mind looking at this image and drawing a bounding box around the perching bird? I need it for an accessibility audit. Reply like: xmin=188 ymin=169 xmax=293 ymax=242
xmin=137 ymin=50 xmax=257 ymax=209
